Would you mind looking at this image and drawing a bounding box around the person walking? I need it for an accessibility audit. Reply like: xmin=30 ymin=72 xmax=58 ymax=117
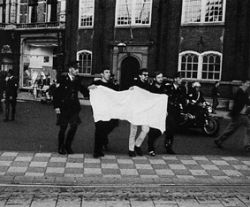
xmin=0 ymin=70 xmax=6 ymax=114
xmin=164 ymin=72 xmax=184 ymax=154
xmin=211 ymin=81 xmax=220 ymax=113
xmin=147 ymin=71 xmax=166 ymax=156
xmin=88 ymin=68 xmax=119 ymax=158
xmin=214 ymin=80 xmax=250 ymax=152
xmin=3 ymin=69 xmax=18 ymax=121
xmin=128 ymin=68 xmax=151 ymax=157
xmin=53 ymin=62 xmax=88 ymax=155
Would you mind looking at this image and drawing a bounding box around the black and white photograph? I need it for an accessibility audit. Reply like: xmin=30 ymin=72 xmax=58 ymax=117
xmin=0 ymin=0 xmax=250 ymax=206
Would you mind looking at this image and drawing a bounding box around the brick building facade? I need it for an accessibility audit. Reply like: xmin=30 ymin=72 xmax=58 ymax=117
xmin=65 ymin=0 xmax=250 ymax=97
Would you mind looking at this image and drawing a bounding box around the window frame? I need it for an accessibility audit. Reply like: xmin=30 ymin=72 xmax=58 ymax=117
xmin=76 ymin=50 xmax=93 ymax=75
xmin=78 ymin=0 xmax=95 ymax=29
xmin=181 ymin=0 xmax=226 ymax=25
xmin=178 ymin=50 xmax=222 ymax=81
xmin=115 ymin=0 xmax=153 ymax=28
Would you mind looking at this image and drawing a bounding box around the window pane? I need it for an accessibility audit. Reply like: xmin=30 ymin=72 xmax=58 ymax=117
xmin=134 ymin=0 xmax=152 ymax=25
xmin=78 ymin=51 xmax=92 ymax=74
xmin=205 ymin=0 xmax=223 ymax=22
xmin=202 ymin=53 xmax=221 ymax=80
xmin=79 ymin=0 xmax=94 ymax=27
xmin=182 ymin=0 xmax=202 ymax=23
xmin=179 ymin=53 xmax=199 ymax=79
xmin=116 ymin=0 xmax=132 ymax=25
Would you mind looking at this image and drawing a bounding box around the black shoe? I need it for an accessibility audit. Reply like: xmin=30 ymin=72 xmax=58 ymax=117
xmin=135 ymin=146 xmax=143 ymax=156
xmin=165 ymin=146 xmax=176 ymax=154
xmin=214 ymin=139 xmax=223 ymax=149
xmin=93 ymin=152 xmax=104 ymax=158
xmin=128 ymin=150 xmax=136 ymax=157
xmin=65 ymin=147 xmax=74 ymax=154
xmin=149 ymin=151 xmax=156 ymax=156
xmin=58 ymin=146 xmax=67 ymax=155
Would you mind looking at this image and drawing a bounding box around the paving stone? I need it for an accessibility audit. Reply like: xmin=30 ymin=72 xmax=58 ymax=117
xmin=84 ymin=158 xmax=101 ymax=163
xmin=140 ymin=174 xmax=159 ymax=179
xmin=30 ymin=161 xmax=47 ymax=168
xmin=189 ymin=170 xmax=208 ymax=176
xmin=65 ymin=162 xmax=83 ymax=168
xmin=223 ymin=170 xmax=242 ymax=177
xmin=46 ymin=167 xmax=65 ymax=174
xmin=155 ymin=169 xmax=175 ymax=176
xmin=50 ymin=157 xmax=67 ymax=162
xmin=15 ymin=156 xmax=33 ymax=162
xmin=181 ymin=160 xmax=198 ymax=165
xmin=83 ymin=163 xmax=101 ymax=168
xmin=130 ymin=199 xmax=154 ymax=207
xmin=0 ymin=156 xmax=15 ymax=161
xmin=68 ymin=154 xmax=84 ymax=159
xmin=64 ymin=173 xmax=83 ymax=177
xmin=27 ymin=167 xmax=46 ymax=173
xmin=211 ymin=160 xmax=230 ymax=165
xmin=102 ymin=168 xmax=120 ymax=175
xmin=1 ymin=152 xmax=18 ymax=157
xmin=12 ymin=161 xmax=30 ymax=167
xmin=162 ymin=156 xmax=178 ymax=160
xmin=57 ymin=195 xmax=81 ymax=207
xmin=137 ymin=169 xmax=155 ymax=175
xmin=176 ymin=175 xmax=195 ymax=180
xmin=101 ymin=163 xmax=119 ymax=169
xmin=117 ymin=159 xmax=134 ymax=164
xmin=34 ymin=153 xmax=52 ymax=157
xmin=0 ymin=166 xmax=9 ymax=172
xmin=172 ymin=169 xmax=192 ymax=175
xmin=31 ymin=197 xmax=57 ymax=207
xmin=120 ymin=169 xmax=138 ymax=176
xmin=119 ymin=164 xmax=136 ymax=169
xmin=168 ymin=164 xmax=186 ymax=170
xmin=47 ymin=162 xmax=66 ymax=167
xmin=201 ymin=164 xmax=220 ymax=170
xmin=221 ymin=156 xmax=238 ymax=161
xmin=149 ymin=159 xmax=166 ymax=165
xmin=8 ymin=166 xmax=27 ymax=173
xmin=192 ymin=156 xmax=209 ymax=161
xmin=0 ymin=161 xmax=12 ymax=166
xmin=233 ymin=165 xmax=250 ymax=170
xmin=242 ymin=161 xmax=250 ymax=165
xmin=101 ymin=155 xmax=116 ymax=159
xmin=105 ymin=200 xmax=130 ymax=207
xmin=25 ymin=172 xmax=44 ymax=177
xmin=135 ymin=164 xmax=153 ymax=169
xmin=32 ymin=156 xmax=50 ymax=162
xmin=151 ymin=164 xmax=168 ymax=169
xmin=103 ymin=174 xmax=121 ymax=178
xmin=64 ymin=168 xmax=84 ymax=174
xmin=84 ymin=168 xmax=102 ymax=175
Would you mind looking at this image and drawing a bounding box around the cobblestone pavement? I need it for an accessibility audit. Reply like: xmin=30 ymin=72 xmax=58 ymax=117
xmin=0 ymin=151 xmax=250 ymax=185
xmin=0 ymin=184 xmax=250 ymax=206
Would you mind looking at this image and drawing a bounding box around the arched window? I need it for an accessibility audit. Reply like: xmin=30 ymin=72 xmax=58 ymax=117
xmin=201 ymin=52 xmax=222 ymax=80
xmin=178 ymin=51 xmax=222 ymax=80
xmin=77 ymin=50 xmax=92 ymax=74
xmin=179 ymin=51 xmax=199 ymax=79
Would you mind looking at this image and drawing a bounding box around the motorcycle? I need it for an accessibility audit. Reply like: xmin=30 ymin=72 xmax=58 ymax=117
xmin=178 ymin=102 xmax=220 ymax=136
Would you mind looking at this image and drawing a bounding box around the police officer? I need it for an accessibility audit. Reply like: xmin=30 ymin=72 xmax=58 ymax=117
xmin=165 ymin=72 xmax=184 ymax=154
xmin=53 ymin=62 xmax=88 ymax=155
xmin=3 ymin=69 xmax=18 ymax=121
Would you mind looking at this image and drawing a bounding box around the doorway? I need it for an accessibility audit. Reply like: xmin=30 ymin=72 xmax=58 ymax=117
xmin=120 ymin=56 xmax=140 ymax=90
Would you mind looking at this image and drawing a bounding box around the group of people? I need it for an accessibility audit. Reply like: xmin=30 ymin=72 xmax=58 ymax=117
xmin=54 ymin=63 xmax=227 ymax=158
xmin=0 ymin=69 xmax=18 ymax=122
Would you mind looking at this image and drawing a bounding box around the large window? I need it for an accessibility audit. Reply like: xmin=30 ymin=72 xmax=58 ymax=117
xmin=179 ymin=51 xmax=222 ymax=80
xmin=181 ymin=0 xmax=225 ymax=24
xmin=79 ymin=0 xmax=94 ymax=28
xmin=77 ymin=50 xmax=92 ymax=74
xmin=115 ymin=0 xmax=153 ymax=27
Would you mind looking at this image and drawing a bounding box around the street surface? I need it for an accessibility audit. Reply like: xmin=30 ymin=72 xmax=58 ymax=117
xmin=0 ymin=101 xmax=249 ymax=156
xmin=0 ymin=184 xmax=250 ymax=206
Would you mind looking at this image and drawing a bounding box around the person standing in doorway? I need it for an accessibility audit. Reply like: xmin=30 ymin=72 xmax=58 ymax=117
xmin=3 ymin=69 xmax=18 ymax=121
xmin=53 ymin=62 xmax=88 ymax=155
xmin=128 ymin=68 xmax=151 ymax=157
xmin=214 ymin=80 xmax=250 ymax=152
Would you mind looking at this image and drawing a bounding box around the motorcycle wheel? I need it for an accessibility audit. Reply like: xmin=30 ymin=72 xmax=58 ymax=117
xmin=203 ymin=117 xmax=220 ymax=136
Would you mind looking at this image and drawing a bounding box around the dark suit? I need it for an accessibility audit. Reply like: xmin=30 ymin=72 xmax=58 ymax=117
xmin=4 ymin=76 xmax=18 ymax=121
xmin=53 ymin=74 xmax=87 ymax=154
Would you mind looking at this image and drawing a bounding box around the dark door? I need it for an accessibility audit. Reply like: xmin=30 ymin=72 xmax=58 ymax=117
xmin=120 ymin=56 xmax=140 ymax=90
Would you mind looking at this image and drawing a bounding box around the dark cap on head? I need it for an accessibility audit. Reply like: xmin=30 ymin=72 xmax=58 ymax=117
xmin=7 ymin=69 xmax=14 ymax=75
xmin=173 ymin=72 xmax=181 ymax=79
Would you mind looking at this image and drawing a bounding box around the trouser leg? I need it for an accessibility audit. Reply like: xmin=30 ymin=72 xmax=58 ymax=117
xmin=5 ymin=99 xmax=10 ymax=120
xmin=94 ymin=121 xmax=105 ymax=154
xmin=148 ymin=128 xmax=162 ymax=152
xmin=165 ymin=114 xmax=177 ymax=147
xmin=129 ymin=124 xmax=137 ymax=151
xmin=65 ymin=124 xmax=78 ymax=150
xmin=58 ymin=124 xmax=67 ymax=149
xmin=241 ymin=116 xmax=250 ymax=147
xmin=216 ymin=118 xmax=240 ymax=143
xmin=11 ymin=99 xmax=16 ymax=120
xmin=135 ymin=125 xmax=149 ymax=147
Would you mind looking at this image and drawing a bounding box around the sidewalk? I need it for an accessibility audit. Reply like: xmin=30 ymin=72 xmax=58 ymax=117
xmin=0 ymin=151 xmax=249 ymax=186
